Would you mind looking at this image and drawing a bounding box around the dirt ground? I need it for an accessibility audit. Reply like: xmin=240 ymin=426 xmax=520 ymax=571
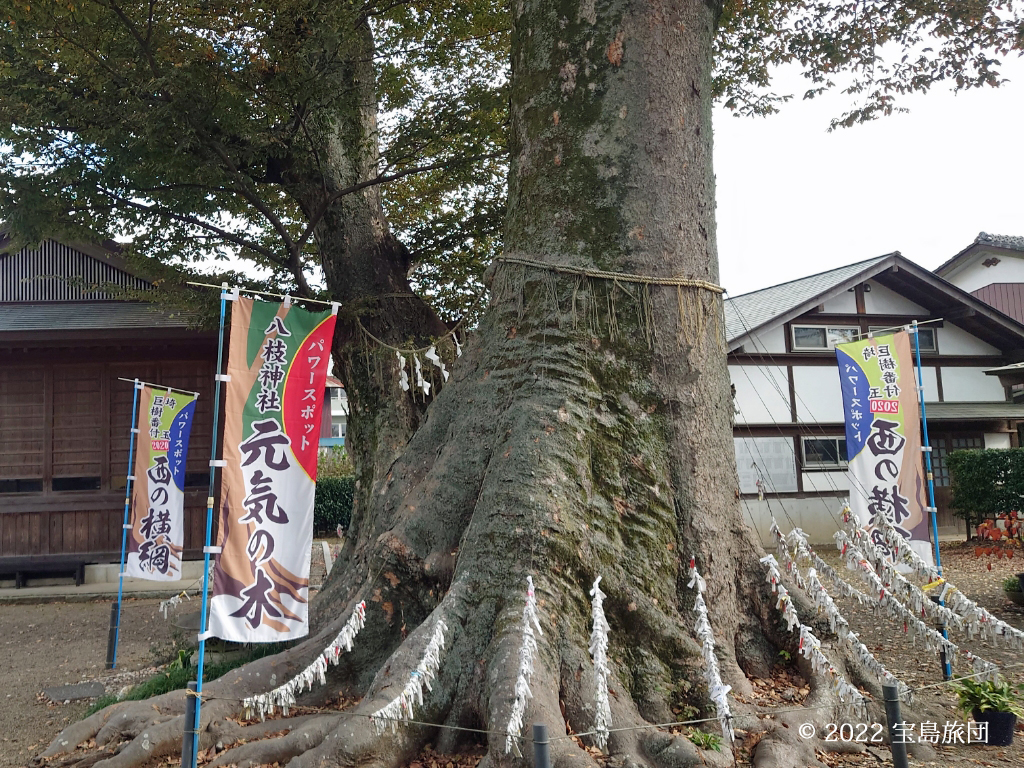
xmin=5 ymin=541 xmax=1024 ymax=768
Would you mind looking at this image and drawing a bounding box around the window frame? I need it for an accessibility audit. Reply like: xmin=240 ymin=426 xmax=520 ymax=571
xmin=791 ymin=324 xmax=861 ymax=352
xmin=868 ymin=325 xmax=938 ymax=354
xmin=801 ymin=435 xmax=849 ymax=471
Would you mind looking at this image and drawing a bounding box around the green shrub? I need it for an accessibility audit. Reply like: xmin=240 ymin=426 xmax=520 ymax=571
xmin=949 ymin=448 xmax=1024 ymax=535
xmin=317 ymin=446 xmax=353 ymax=477
xmin=1003 ymin=576 xmax=1021 ymax=593
xmin=84 ymin=644 xmax=286 ymax=718
xmin=314 ymin=475 xmax=355 ymax=534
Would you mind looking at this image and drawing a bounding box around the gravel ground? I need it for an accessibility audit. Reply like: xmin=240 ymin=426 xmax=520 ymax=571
xmin=6 ymin=541 xmax=1024 ymax=768
xmin=0 ymin=542 xmax=332 ymax=768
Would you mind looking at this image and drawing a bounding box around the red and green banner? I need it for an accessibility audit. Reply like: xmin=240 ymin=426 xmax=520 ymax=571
xmin=126 ymin=386 xmax=197 ymax=580
xmin=835 ymin=331 xmax=935 ymax=567
xmin=209 ymin=297 xmax=337 ymax=643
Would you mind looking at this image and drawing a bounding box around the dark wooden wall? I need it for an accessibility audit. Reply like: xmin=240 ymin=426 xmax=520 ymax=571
xmin=0 ymin=353 xmax=217 ymax=565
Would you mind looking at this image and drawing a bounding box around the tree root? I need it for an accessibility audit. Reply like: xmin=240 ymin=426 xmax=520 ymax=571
xmin=208 ymin=714 xmax=340 ymax=768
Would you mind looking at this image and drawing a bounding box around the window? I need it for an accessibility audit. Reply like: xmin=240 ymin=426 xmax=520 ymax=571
xmin=869 ymin=326 xmax=937 ymax=353
xmin=331 ymin=421 xmax=347 ymax=439
xmin=802 ymin=437 xmax=848 ymax=470
xmin=0 ymin=479 xmax=44 ymax=494
xmin=52 ymin=476 xmax=101 ymax=492
xmin=792 ymin=325 xmax=860 ymax=351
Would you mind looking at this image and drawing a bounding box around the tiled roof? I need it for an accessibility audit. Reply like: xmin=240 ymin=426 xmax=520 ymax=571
xmin=923 ymin=401 xmax=1024 ymax=421
xmin=0 ymin=302 xmax=192 ymax=332
xmin=976 ymin=232 xmax=1024 ymax=252
xmin=724 ymin=256 xmax=889 ymax=343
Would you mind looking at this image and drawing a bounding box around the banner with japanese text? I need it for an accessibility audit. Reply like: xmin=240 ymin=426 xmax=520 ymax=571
xmin=835 ymin=331 xmax=935 ymax=567
xmin=126 ymin=387 xmax=198 ymax=580
xmin=209 ymin=297 xmax=337 ymax=643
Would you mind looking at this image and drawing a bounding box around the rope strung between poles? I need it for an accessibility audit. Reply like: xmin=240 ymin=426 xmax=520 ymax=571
xmin=760 ymin=554 xmax=868 ymax=719
xmin=493 ymin=256 xmax=725 ymax=293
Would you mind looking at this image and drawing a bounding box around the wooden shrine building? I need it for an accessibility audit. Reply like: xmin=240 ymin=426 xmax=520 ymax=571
xmin=0 ymin=237 xmax=218 ymax=585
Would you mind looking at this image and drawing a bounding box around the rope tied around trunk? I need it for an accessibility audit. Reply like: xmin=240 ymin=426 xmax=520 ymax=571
xmin=492 ymin=255 xmax=725 ymax=351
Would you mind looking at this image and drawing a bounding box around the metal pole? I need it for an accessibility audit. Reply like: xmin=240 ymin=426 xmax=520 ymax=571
xmin=190 ymin=284 xmax=230 ymax=768
xmin=109 ymin=378 xmax=142 ymax=669
xmin=181 ymin=681 xmax=198 ymax=766
xmin=911 ymin=320 xmax=952 ymax=680
xmin=533 ymin=724 xmax=550 ymax=768
xmin=882 ymin=684 xmax=910 ymax=768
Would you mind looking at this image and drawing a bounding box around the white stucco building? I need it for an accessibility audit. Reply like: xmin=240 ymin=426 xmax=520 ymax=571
xmin=727 ymin=252 xmax=1024 ymax=545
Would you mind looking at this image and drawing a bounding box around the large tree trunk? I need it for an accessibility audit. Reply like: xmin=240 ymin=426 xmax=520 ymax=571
xmin=283 ymin=18 xmax=450 ymax=512
xmin=42 ymin=3 xmax=916 ymax=768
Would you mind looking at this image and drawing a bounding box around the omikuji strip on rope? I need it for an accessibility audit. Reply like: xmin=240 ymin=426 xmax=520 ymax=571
xmin=505 ymin=576 xmax=543 ymax=756
xmin=833 ymin=529 xmax=999 ymax=681
xmin=760 ymin=554 xmax=867 ymax=719
xmin=840 ymin=518 xmax=963 ymax=631
xmin=771 ymin=520 xmax=912 ymax=701
xmin=371 ymin=617 xmax=449 ymax=734
xmin=687 ymin=560 xmax=734 ymax=742
xmin=588 ymin=577 xmax=612 ymax=751
xmin=243 ymin=601 xmax=367 ymax=720
xmin=856 ymin=509 xmax=1024 ymax=651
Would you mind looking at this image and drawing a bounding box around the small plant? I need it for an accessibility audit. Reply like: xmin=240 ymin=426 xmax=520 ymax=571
xmin=1003 ymin=576 xmax=1021 ymax=593
xmin=952 ymin=679 xmax=1024 ymax=718
xmin=686 ymin=728 xmax=722 ymax=752
xmin=975 ymin=512 xmax=1023 ymax=566
xmin=777 ymin=649 xmax=792 ymax=662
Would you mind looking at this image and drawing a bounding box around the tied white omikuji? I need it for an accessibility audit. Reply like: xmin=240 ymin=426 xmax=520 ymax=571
xmin=505 ymin=576 xmax=543 ymax=755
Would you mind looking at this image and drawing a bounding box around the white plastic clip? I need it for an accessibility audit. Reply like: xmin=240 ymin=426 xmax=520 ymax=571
xmin=134 ymin=380 xmax=145 ymax=390
xmin=215 ymin=374 xmax=231 ymax=383
xmin=331 ymin=301 xmax=340 ymax=316
xmin=206 ymin=496 xmax=215 ymax=507
xmin=130 ymin=428 xmax=139 ymax=434
xmin=203 ymin=546 xmax=222 ymax=554
xmin=283 ymin=294 xmax=292 ymax=309
xmin=221 ymin=283 xmax=239 ymax=302
xmin=123 ymin=524 xmax=133 ymax=530
xmin=210 ymin=459 xmax=226 ymax=468
xmin=920 ymin=446 xmax=933 ymax=452
xmin=925 ymin=506 xmax=938 ymax=513
xmin=127 ymin=475 xmax=135 ymax=481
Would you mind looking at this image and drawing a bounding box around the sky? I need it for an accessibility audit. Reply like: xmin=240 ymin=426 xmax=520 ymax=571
xmin=712 ymin=56 xmax=1024 ymax=298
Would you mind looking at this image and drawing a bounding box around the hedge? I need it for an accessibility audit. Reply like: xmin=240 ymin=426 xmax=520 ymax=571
xmin=314 ymin=475 xmax=355 ymax=534
xmin=948 ymin=448 xmax=1024 ymax=533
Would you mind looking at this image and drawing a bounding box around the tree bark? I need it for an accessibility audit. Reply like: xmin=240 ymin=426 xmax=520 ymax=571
xmin=281 ymin=18 xmax=450 ymax=524
xmin=42 ymin=3 xmax=908 ymax=768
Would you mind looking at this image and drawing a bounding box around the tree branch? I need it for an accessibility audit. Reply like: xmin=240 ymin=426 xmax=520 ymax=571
xmin=296 ymin=151 xmax=504 ymax=251
xmin=94 ymin=188 xmax=288 ymax=266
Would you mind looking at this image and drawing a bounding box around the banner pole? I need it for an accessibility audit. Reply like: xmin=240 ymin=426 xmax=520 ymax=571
xmin=189 ymin=284 xmax=230 ymax=768
xmin=110 ymin=378 xmax=142 ymax=670
xmin=911 ymin=319 xmax=951 ymax=680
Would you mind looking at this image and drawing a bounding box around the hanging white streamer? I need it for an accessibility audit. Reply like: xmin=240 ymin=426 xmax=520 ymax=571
xmin=242 ymin=601 xmax=367 ymax=720
xmin=371 ymin=617 xmax=449 ymax=734
xmin=159 ymin=592 xmax=190 ymax=619
xmin=769 ymin=520 xmax=912 ymax=701
xmin=588 ymin=577 xmax=612 ymax=751
xmin=687 ymin=559 xmax=735 ymax=743
xmin=851 ymin=508 xmax=1024 ymax=652
xmin=833 ymin=529 xmax=999 ymax=680
xmin=760 ymin=554 xmax=867 ymax=719
xmin=454 ymin=338 xmax=463 ymax=357
xmin=425 ymin=345 xmax=449 ymax=382
xmin=413 ymin=354 xmax=431 ymax=396
xmin=505 ymin=576 xmax=543 ymax=756
xmin=396 ymin=351 xmax=410 ymax=392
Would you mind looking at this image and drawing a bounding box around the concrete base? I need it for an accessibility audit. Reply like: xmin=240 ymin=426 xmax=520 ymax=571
xmin=84 ymin=560 xmax=206 ymax=585
xmin=0 ymin=560 xmax=208 ymax=602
